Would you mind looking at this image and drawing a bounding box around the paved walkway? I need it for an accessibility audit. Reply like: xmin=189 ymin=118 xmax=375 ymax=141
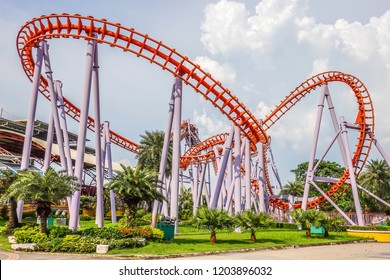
xmin=1 ymin=241 xmax=389 ymax=260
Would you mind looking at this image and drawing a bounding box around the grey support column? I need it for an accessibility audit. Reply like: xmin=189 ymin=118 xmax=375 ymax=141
xmin=18 ymin=41 xmax=44 ymax=222
xmin=245 ymin=138 xmax=251 ymax=210
xmin=302 ymin=87 xmax=327 ymax=209
xmin=92 ymin=43 xmax=104 ymax=228
xmin=170 ymin=77 xmax=183 ymax=233
xmin=69 ymin=39 xmax=96 ymax=231
xmin=340 ymin=116 xmax=364 ymax=226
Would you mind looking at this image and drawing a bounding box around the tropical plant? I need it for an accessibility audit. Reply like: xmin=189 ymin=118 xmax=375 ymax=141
xmin=279 ymin=180 xmax=304 ymax=197
xmin=0 ymin=169 xmax=20 ymax=235
xmin=4 ymin=167 xmax=77 ymax=234
xmin=359 ymin=159 xmax=390 ymax=212
xmin=179 ymin=186 xmax=193 ymax=220
xmin=234 ymin=210 xmax=274 ymax=242
xmin=136 ymin=130 xmax=172 ymax=174
xmin=290 ymin=208 xmax=321 ymax=237
xmin=105 ymin=164 xmax=165 ymax=227
xmin=194 ymin=206 xmax=235 ymax=243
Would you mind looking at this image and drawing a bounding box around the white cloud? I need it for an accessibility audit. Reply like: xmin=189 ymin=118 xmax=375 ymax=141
xmin=201 ymin=0 xmax=306 ymax=55
xmin=308 ymin=58 xmax=329 ymax=77
xmin=193 ymin=56 xmax=236 ymax=85
xmin=193 ymin=109 xmax=230 ymax=138
xmin=296 ymin=13 xmax=390 ymax=62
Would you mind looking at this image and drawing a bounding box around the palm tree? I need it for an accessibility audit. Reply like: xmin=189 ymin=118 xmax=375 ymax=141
xmin=290 ymin=208 xmax=320 ymax=237
xmin=136 ymin=130 xmax=172 ymax=174
xmin=4 ymin=167 xmax=77 ymax=234
xmin=105 ymin=164 xmax=165 ymax=227
xmin=279 ymin=180 xmax=304 ymax=197
xmin=235 ymin=210 xmax=274 ymax=242
xmin=194 ymin=206 xmax=235 ymax=243
xmin=359 ymin=159 xmax=390 ymax=212
xmin=0 ymin=169 xmax=20 ymax=235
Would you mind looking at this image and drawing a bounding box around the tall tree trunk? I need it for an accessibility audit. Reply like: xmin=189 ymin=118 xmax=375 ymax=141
xmin=210 ymin=229 xmax=217 ymax=243
xmin=36 ymin=202 xmax=51 ymax=234
xmin=250 ymin=229 xmax=257 ymax=242
xmin=6 ymin=198 xmax=19 ymax=235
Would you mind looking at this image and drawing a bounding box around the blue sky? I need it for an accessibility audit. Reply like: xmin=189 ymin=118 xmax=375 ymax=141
xmin=1 ymin=0 xmax=390 ymax=183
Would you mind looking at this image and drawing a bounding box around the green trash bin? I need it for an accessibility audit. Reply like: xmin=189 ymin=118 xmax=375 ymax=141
xmin=156 ymin=224 xmax=175 ymax=240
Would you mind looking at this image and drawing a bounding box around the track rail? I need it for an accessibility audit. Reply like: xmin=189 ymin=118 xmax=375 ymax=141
xmin=16 ymin=13 xmax=268 ymax=157
xmin=265 ymin=71 xmax=374 ymax=210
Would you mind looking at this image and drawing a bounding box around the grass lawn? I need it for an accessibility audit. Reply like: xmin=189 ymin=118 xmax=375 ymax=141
xmin=107 ymin=227 xmax=365 ymax=256
xmin=0 ymin=218 xmax=369 ymax=256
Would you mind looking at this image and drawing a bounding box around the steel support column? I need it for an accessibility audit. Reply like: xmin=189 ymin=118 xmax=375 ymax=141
xmin=69 ymin=39 xmax=96 ymax=231
xmin=302 ymin=87 xmax=327 ymax=209
xmin=92 ymin=43 xmax=104 ymax=228
xmin=170 ymin=77 xmax=182 ymax=233
xmin=340 ymin=116 xmax=364 ymax=225
xmin=18 ymin=41 xmax=44 ymax=221
xmin=245 ymin=138 xmax=251 ymax=210
xmin=233 ymin=125 xmax=242 ymax=214
xmin=151 ymin=87 xmax=175 ymax=227
xmin=210 ymin=124 xmax=234 ymax=209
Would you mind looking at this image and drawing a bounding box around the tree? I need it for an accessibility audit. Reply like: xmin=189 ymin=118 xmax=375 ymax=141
xmin=359 ymin=159 xmax=390 ymax=212
xmin=136 ymin=130 xmax=172 ymax=174
xmin=194 ymin=206 xmax=234 ymax=243
xmin=105 ymin=164 xmax=166 ymax=227
xmin=0 ymin=169 xmax=20 ymax=235
xmin=4 ymin=168 xmax=77 ymax=234
xmin=179 ymin=186 xmax=193 ymax=220
xmin=279 ymin=180 xmax=304 ymax=197
xmin=290 ymin=208 xmax=321 ymax=237
xmin=234 ymin=210 xmax=274 ymax=242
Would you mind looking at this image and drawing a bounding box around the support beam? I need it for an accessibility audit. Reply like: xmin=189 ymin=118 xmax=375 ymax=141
xmin=69 ymin=39 xmax=96 ymax=231
xmin=233 ymin=125 xmax=241 ymax=214
xmin=170 ymin=77 xmax=183 ymax=233
xmin=102 ymin=122 xmax=116 ymax=223
xmin=340 ymin=116 xmax=364 ymax=226
xmin=18 ymin=41 xmax=44 ymax=221
xmin=245 ymin=138 xmax=251 ymax=210
xmin=92 ymin=43 xmax=104 ymax=228
xmin=302 ymin=87 xmax=327 ymax=209
xmin=151 ymin=86 xmax=175 ymax=227
xmin=210 ymin=124 xmax=235 ymax=209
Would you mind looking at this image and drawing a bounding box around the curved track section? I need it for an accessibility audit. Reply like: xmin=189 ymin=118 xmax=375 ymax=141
xmin=17 ymin=14 xmax=268 ymax=156
xmin=265 ymin=71 xmax=374 ymax=210
xmin=182 ymin=71 xmax=375 ymax=210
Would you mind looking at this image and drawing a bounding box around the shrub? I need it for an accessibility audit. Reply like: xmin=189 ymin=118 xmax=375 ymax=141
xmin=0 ymin=226 xmax=7 ymax=236
xmin=79 ymin=227 xmax=122 ymax=239
xmin=151 ymin=228 xmax=164 ymax=241
xmin=99 ymin=238 xmax=140 ymax=249
xmin=48 ymin=226 xmax=73 ymax=239
xmin=79 ymin=215 xmax=92 ymax=221
xmin=14 ymin=225 xmax=40 ymax=243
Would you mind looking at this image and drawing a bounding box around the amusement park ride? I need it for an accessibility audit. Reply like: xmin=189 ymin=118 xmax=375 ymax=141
xmin=2 ymin=14 xmax=389 ymax=231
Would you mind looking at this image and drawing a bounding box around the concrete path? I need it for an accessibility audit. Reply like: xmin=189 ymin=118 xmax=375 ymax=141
xmin=1 ymin=241 xmax=389 ymax=260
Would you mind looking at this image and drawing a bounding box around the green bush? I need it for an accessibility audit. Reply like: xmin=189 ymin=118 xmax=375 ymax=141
xmin=0 ymin=226 xmax=7 ymax=236
xmin=117 ymin=227 xmax=155 ymax=240
xmin=151 ymin=228 xmax=164 ymax=241
xmin=14 ymin=225 xmax=40 ymax=243
xmin=48 ymin=226 xmax=73 ymax=239
xmin=79 ymin=215 xmax=93 ymax=221
xmin=99 ymin=238 xmax=140 ymax=249
xmin=79 ymin=227 xmax=122 ymax=239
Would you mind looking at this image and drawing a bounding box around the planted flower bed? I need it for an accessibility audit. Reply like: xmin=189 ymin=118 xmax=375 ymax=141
xmin=10 ymin=225 xmax=164 ymax=253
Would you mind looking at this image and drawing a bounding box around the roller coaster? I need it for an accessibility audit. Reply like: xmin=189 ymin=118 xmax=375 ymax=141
xmin=10 ymin=14 xmax=390 ymax=230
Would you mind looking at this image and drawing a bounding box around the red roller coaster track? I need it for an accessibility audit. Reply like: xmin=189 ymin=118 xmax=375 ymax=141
xmin=16 ymin=14 xmax=375 ymax=211
xmin=16 ymin=13 xmax=268 ymax=155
